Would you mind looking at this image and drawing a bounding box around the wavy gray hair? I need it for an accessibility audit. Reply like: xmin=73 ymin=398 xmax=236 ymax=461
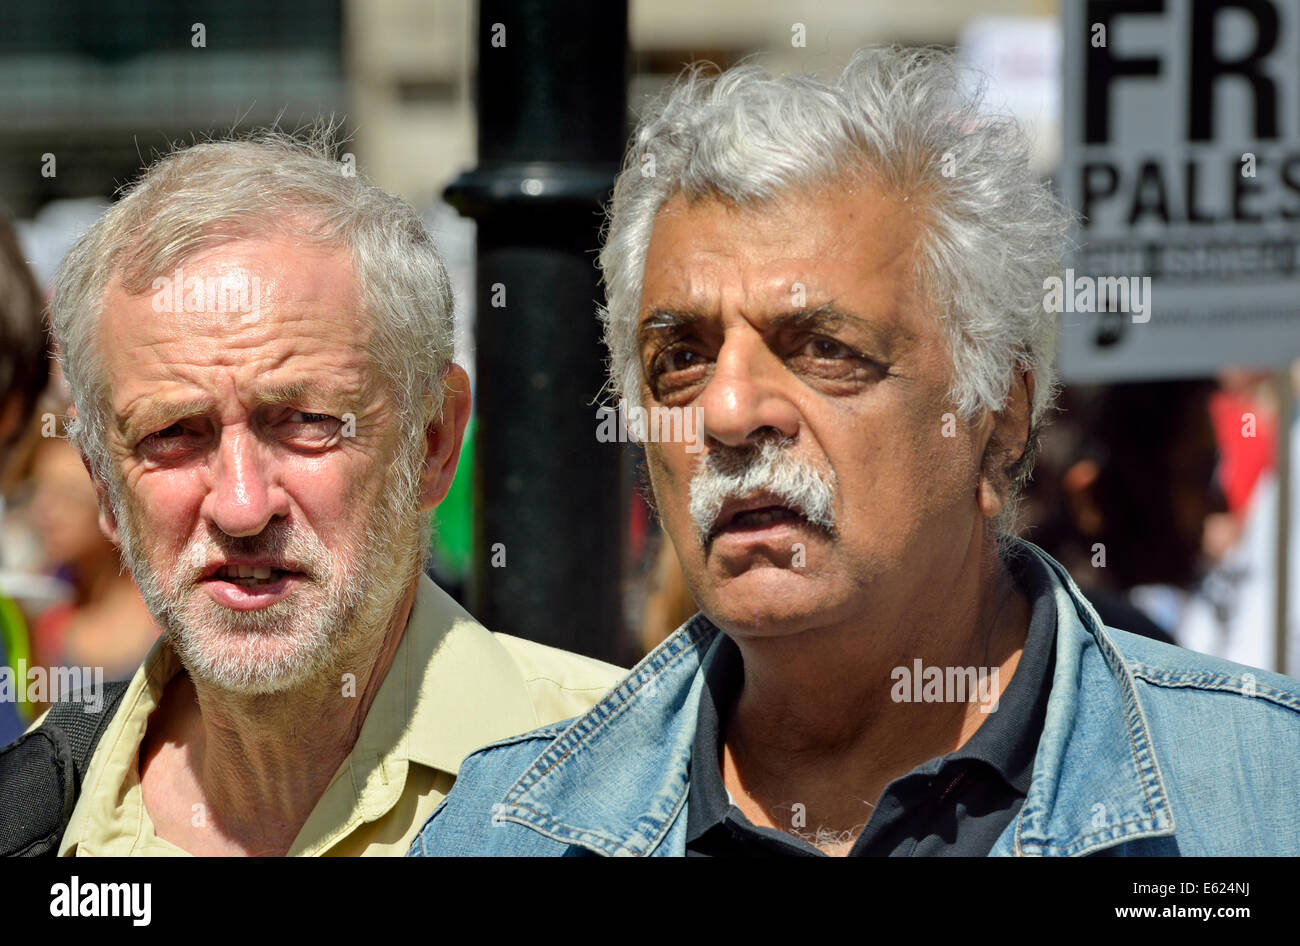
xmin=50 ymin=126 xmax=454 ymax=510
xmin=599 ymin=46 xmax=1071 ymax=532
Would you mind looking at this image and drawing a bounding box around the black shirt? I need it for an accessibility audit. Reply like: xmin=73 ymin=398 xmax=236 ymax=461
xmin=684 ymin=547 xmax=1058 ymax=856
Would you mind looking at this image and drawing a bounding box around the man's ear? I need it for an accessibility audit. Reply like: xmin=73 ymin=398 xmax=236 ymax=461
xmin=63 ymin=403 xmax=121 ymax=545
xmin=78 ymin=452 xmax=121 ymax=545
xmin=976 ymin=370 xmax=1034 ymax=519
xmin=1063 ymin=459 xmax=1104 ymax=535
xmin=418 ymin=364 xmax=472 ymax=512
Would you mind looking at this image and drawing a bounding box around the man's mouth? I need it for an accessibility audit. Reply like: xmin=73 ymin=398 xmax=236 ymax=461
xmin=208 ymin=565 xmax=295 ymax=587
xmin=709 ymin=494 xmax=812 ymax=541
xmin=197 ymin=562 xmax=309 ymax=610
xmin=722 ymin=505 xmax=804 ymax=530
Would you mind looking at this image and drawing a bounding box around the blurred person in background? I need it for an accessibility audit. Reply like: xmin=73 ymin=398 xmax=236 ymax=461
xmin=639 ymin=532 xmax=698 ymax=655
xmin=1020 ymin=375 xmax=1299 ymax=676
xmin=1018 ymin=381 xmax=1223 ymax=646
xmin=1173 ymin=367 xmax=1300 ymax=675
xmin=25 ymin=431 xmax=157 ymax=681
xmin=0 ymin=214 xmax=49 ymax=747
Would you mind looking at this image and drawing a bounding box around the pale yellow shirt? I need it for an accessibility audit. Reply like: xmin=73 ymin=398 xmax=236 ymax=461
xmin=59 ymin=573 xmax=624 ymax=856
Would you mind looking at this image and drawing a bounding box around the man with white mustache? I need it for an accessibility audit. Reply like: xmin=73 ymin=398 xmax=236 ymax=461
xmin=2 ymin=130 xmax=623 ymax=857
xmin=410 ymin=48 xmax=1300 ymax=857
xmin=688 ymin=438 xmax=837 ymax=548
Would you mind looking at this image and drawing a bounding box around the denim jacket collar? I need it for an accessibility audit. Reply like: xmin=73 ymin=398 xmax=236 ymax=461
xmin=494 ymin=540 xmax=1176 ymax=856
xmin=1000 ymin=547 xmax=1175 ymax=855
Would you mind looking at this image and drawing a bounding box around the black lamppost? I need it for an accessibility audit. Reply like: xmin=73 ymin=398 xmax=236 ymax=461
xmin=446 ymin=0 xmax=628 ymax=661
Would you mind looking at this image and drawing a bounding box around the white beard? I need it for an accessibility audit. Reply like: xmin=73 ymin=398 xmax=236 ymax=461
xmin=112 ymin=440 xmax=426 ymax=695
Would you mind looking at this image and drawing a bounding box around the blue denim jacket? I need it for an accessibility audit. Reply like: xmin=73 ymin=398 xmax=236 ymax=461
xmin=409 ymin=541 xmax=1300 ymax=856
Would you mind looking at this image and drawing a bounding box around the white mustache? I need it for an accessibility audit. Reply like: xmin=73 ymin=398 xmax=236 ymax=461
xmin=688 ymin=439 xmax=837 ymax=544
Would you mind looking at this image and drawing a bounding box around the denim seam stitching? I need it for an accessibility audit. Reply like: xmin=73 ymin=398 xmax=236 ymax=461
xmin=1035 ymin=627 xmax=1172 ymax=857
xmin=465 ymin=724 xmax=570 ymax=756
xmin=510 ymin=617 xmax=710 ymax=789
xmin=498 ymin=616 xmax=716 ymax=853
xmin=498 ymin=807 xmax=636 ymax=856
xmin=1125 ymin=666 xmax=1300 ymax=713
xmin=1017 ymin=561 xmax=1173 ymax=856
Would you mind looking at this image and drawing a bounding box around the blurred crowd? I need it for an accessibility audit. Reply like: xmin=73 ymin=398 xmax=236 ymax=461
xmin=0 ymin=215 xmax=158 ymax=744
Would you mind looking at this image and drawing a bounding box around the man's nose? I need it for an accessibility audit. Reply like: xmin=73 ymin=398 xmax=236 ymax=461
xmin=695 ymin=339 xmax=801 ymax=448
xmin=203 ymin=428 xmax=287 ymax=537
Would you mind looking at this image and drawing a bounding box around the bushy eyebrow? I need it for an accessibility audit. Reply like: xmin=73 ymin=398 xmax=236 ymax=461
xmin=770 ymin=303 xmax=864 ymax=335
xmin=637 ymin=309 xmax=707 ymax=345
xmin=118 ymin=397 xmax=213 ymax=440
xmin=254 ymin=381 xmax=331 ymax=409
xmin=637 ymin=303 xmax=902 ymax=355
xmin=117 ymin=381 xmax=351 ymax=440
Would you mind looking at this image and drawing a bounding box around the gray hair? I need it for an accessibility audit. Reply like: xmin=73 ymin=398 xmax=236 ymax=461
xmin=50 ymin=125 xmax=454 ymax=509
xmin=599 ymin=46 xmax=1071 ymax=532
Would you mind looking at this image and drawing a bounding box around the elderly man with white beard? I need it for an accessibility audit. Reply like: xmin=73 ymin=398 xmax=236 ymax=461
xmin=409 ymin=47 xmax=1300 ymax=858
xmin=0 ymin=130 xmax=622 ymax=857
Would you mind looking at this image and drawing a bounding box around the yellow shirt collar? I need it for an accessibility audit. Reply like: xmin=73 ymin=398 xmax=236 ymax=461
xmin=62 ymin=572 xmax=548 ymax=856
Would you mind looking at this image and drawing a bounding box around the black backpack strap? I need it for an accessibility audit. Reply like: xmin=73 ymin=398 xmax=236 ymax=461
xmin=0 ymin=680 xmax=130 ymax=857
xmin=44 ymin=680 xmax=131 ymax=773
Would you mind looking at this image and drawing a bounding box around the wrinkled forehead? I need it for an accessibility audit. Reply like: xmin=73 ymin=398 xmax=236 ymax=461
xmin=108 ymin=209 xmax=340 ymax=294
xmin=96 ymin=235 xmax=380 ymax=425
xmin=100 ymin=233 xmax=365 ymax=345
xmin=637 ymin=184 xmax=931 ymax=337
